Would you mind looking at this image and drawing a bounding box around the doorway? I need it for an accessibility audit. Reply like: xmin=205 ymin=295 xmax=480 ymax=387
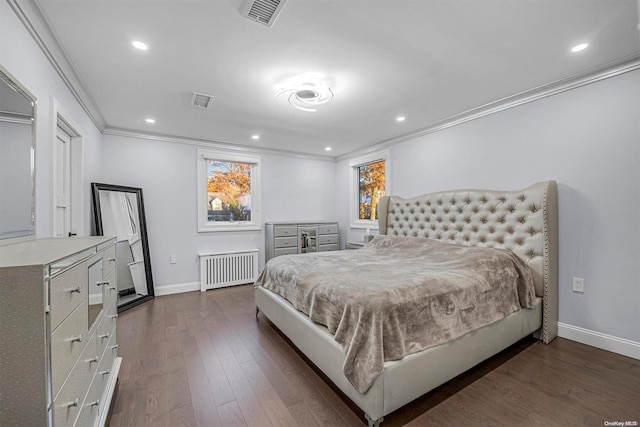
xmin=51 ymin=99 xmax=83 ymax=237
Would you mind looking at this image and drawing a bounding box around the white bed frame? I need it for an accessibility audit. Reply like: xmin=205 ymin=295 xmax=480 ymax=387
xmin=255 ymin=181 xmax=558 ymax=426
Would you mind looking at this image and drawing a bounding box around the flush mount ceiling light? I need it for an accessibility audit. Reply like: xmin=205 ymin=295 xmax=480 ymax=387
xmin=275 ymin=81 xmax=334 ymax=112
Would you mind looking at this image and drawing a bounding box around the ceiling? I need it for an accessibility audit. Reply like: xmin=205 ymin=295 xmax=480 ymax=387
xmin=15 ymin=0 xmax=640 ymax=158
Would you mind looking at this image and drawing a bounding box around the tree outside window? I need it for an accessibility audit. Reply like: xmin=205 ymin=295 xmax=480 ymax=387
xmin=349 ymin=150 xmax=389 ymax=228
xmin=198 ymin=150 xmax=261 ymax=232
xmin=358 ymin=160 xmax=385 ymax=221
xmin=206 ymin=160 xmax=252 ymax=222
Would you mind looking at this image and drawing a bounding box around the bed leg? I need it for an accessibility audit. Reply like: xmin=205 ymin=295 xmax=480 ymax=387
xmin=365 ymin=414 xmax=383 ymax=427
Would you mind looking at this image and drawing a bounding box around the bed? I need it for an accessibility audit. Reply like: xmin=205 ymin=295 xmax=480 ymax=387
xmin=254 ymin=181 xmax=558 ymax=426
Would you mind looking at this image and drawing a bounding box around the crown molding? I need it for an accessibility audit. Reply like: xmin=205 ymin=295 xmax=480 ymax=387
xmin=337 ymin=55 xmax=640 ymax=162
xmin=8 ymin=0 xmax=107 ymax=131
xmin=103 ymin=127 xmax=336 ymax=162
xmin=9 ymin=0 xmax=638 ymax=163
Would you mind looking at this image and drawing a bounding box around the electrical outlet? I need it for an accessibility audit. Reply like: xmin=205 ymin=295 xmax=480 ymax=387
xmin=170 ymin=254 xmax=177 ymax=264
xmin=572 ymin=277 xmax=584 ymax=293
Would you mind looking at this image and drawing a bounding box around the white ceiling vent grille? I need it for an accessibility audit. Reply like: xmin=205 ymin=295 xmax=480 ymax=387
xmin=241 ymin=0 xmax=287 ymax=27
xmin=191 ymin=92 xmax=214 ymax=109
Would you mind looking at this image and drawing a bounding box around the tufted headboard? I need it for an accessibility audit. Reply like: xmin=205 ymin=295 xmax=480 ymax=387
xmin=377 ymin=181 xmax=558 ymax=343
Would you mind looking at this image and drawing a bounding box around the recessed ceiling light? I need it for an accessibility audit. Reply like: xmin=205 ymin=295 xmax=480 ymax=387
xmin=571 ymin=43 xmax=589 ymax=53
xmin=396 ymin=116 xmax=406 ymax=122
xmin=132 ymin=41 xmax=148 ymax=50
xmin=325 ymin=146 xmax=332 ymax=151
xmin=145 ymin=118 xmax=155 ymax=124
xmin=251 ymin=134 xmax=260 ymax=140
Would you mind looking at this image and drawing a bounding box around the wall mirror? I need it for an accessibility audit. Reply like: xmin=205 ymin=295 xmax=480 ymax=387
xmin=0 ymin=66 xmax=36 ymax=243
xmin=91 ymin=183 xmax=154 ymax=311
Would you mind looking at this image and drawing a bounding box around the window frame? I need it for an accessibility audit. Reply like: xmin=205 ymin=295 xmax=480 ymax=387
xmin=197 ymin=149 xmax=262 ymax=232
xmin=349 ymin=150 xmax=390 ymax=229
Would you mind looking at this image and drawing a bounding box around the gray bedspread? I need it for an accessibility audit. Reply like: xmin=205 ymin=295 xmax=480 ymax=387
xmin=254 ymin=235 xmax=535 ymax=393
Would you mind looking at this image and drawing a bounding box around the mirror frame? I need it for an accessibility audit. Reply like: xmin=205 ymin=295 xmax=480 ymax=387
xmin=91 ymin=182 xmax=154 ymax=312
xmin=0 ymin=65 xmax=36 ymax=244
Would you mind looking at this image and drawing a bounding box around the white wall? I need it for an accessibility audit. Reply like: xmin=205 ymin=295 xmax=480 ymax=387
xmin=1 ymin=1 xmax=104 ymax=238
xmin=4 ymin=0 xmax=637 ymax=351
xmin=99 ymin=134 xmax=337 ymax=290
xmin=338 ymin=69 xmax=640 ymax=344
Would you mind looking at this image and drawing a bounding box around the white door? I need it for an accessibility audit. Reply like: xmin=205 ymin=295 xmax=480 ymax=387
xmin=53 ymin=126 xmax=72 ymax=237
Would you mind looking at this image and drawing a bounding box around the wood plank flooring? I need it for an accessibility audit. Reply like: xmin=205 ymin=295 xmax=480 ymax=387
xmin=109 ymin=285 xmax=639 ymax=427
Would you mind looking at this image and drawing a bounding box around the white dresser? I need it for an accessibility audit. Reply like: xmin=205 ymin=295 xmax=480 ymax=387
xmin=0 ymin=237 xmax=121 ymax=427
xmin=265 ymin=222 xmax=339 ymax=262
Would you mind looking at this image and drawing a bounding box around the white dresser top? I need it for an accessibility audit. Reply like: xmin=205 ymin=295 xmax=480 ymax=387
xmin=0 ymin=237 xmax=115 ymax=268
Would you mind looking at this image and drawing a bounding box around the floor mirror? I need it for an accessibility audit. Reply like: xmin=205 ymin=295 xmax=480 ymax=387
xmin=91 ymin=183 xmax=154 ymax=311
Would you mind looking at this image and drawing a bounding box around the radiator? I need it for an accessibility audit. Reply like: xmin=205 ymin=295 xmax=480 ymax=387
xmin=199 ymin=250 xmax=259 ymax=292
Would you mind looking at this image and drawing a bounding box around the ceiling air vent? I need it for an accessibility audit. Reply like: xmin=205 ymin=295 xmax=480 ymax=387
xmin=191 ymin=92 xmax=214 ymax=109
xmin=241 ymin=0 xmax=287 ymax=27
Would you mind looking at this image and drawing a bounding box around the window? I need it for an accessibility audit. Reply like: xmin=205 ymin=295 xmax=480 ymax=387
xmin=349 ymin=150 xmax=389 ymax=228
xmin=197 ymin=149 xmax=261 ymax=232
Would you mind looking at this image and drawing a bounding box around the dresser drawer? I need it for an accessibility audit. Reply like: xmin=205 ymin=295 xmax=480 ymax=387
xmin=52 ymin=341 xmax=95 ymax=427
xmin=102 ymin=269 xmax=118 ymax=313
xmin=102 ymin=244 xmax=117 ymax=277
xmin=274 ymin=226 xmax=296 ymax=237
xmin=319 ymin=224 xmax=338 ymax=235
xmin=50 ymin=262 xmax=87 ymax=332
xmin=96 ymin=314 xmax=116 ymax=359
xmin=319 ymin=244 xmax=339 ymax=252
xmin=76 ymin=375 xmax=102 ymax=427
xmin=51 ymin=302 xmax=88 ymax=396
xmin=274 ymin=236 xmax=297 ymax=249
xmin=317 ymin=234 xmax=338 ymax=245
xmin=93 ymin=332 xmax=117 ymax=402
xmin=76 ymin=350 xmax=110 ymax=427
xmin=274 ymin=247 xmax=297 ymax=257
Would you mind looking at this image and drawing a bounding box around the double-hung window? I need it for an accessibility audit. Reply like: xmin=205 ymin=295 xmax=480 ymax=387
xmin=197 ymin=149 xmax=261 ymax=232
xmin=349 ymin=150 xmax=389 ymax=229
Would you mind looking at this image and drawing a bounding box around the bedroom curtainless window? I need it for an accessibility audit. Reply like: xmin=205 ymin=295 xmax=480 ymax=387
xmin=349 ymin=150 xmax=389 ymax=229
xmin=197 ymin=149 xmax=261 ymax=232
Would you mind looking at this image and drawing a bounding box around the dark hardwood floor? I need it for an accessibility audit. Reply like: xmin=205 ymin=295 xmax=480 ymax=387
xmin=109 ymin=285 xmax=639 ymax=427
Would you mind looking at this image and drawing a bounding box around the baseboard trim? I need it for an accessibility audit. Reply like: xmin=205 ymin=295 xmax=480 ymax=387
xmin=557 ymin=322 xmax=640 ymax=360
xmin=155 ymin=281 xmax=200 ymax=296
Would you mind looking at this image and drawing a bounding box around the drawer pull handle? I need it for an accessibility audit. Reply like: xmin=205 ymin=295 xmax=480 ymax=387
xmin=109 ymin=314 xmax=118 ymax=319
xmin=108 ymin=258 xmax=116 ymax=262
xmin=99 ymin=333 xmax=110 ymax=340
xmin=108 ymin=286 xmax=117 ymax=291
xmin=96 ymin=281 xmax=109 ymax=287
xmin=111 ymin=344 xmax=119 ymax=351
xmin=70 ymin=286 xmax=82 ymax=293
xmin=70 ymin=335 xmax=83 ymax=343
xmin=100 ymin=369 xmax=110 ymax=376
xmin=89 ymin=398 xmax=101 ymax=407
xmin=88 ymin=356 xmax=99 ymax=364
xmin=66 ymin=398 xmax=80 ymax=408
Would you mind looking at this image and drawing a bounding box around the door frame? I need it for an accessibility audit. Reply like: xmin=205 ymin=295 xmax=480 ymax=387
xmin=50 ymin=97 xmax=83 ymax=237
